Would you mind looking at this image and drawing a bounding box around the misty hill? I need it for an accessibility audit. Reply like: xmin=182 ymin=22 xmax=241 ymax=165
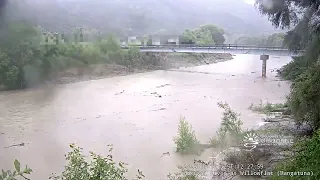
xmin=5 ymin=0 xmax=284 ymax=37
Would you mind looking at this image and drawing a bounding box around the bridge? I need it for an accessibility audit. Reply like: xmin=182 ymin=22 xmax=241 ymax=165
xmin=122 ymin=44 xmax=304 ymax=78
xmin=121 ymin=44 xmax=304 ymax=57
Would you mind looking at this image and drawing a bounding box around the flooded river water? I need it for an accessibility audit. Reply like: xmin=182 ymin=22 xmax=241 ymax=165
xmin=0 ymin=54 xmax=292 ymax=179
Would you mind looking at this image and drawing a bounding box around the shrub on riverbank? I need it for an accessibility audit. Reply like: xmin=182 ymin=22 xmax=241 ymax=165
xmin=174 ymin=117 xmax=201 ymax=154
xmin=274 ymin=54 xmax=320 ymax=180
xmin=287 ymin=65 xmax=320 ymax=130
xmin=270 ymin=129 xmax=320 ymax=180
xmin=277 ymin=57 xmax=309 ymax=81
xmin=0 ymin=23 xmax=165 ymax=90
xmin=50 ymin=144 xmax=144 ymax=180
xmin=1 ymin=144 xmax=145 ymax=180
xmin=248 ymin=101 xmax=288 ymax=114
xmin=209 ymin=102 xmax=243 ymax=148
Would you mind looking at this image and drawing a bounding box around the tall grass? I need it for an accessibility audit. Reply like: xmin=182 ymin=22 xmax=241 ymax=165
xmin=248 ymin=101 xmax=288 ymax=114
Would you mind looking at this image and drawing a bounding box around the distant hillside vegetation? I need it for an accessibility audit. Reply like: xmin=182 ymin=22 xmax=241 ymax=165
xmin=3 ymin=0 xmax=284 ymax=36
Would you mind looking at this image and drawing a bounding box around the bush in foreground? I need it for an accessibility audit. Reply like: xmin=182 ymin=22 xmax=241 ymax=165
xmin=270 ymin=130 xmax=320 ymax=180
xmin=173 ymin=117 xmax=200 ymax=154
xmin=277 ymin=57 xmax=309 ymax=81
xmin=209 ymin=102 xmax=243 ymax=147
xmin=50 ymin=144 xmax=144 ymax=180
xmin=1 ymin=144 xmax=144 ymax=180
xmin=288 ymin=65 xmax=320 ymax=130
xmin=0 ymin=160 xmax=32 ymax=180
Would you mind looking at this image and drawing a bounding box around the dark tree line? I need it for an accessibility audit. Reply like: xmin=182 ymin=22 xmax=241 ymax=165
xmin=234 ymin=32 xmax=285 ymax=46
xmin=255 ymin=0 xmax=320 ymax=178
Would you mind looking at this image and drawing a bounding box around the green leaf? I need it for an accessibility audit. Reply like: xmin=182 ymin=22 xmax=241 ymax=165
xmin=2 ymin=170 xmax=7 ymax=178
xmin=13 ymin=159 xmax=20 ymax=172
xmin=23 ymin=166 xmax=32 ymax=174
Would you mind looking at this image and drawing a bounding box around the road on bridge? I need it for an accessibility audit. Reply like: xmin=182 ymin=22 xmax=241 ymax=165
xmin=121 ymin=44 xmax=304 ymax=57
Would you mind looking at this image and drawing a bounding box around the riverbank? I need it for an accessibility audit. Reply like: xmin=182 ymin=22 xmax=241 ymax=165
xmin=181 ymin=105 xmax=307 ymax=180
xmin=48 ymin=52 xmax=233 ymax=85
xmin=201 ymin=98 xmax=312 ymax=180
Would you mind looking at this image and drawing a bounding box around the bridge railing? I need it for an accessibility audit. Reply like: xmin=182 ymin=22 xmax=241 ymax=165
xmin=121 ymin=44 xmax=290 ymax=51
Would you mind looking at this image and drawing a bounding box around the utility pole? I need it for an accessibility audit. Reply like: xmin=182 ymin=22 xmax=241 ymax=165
xmin=260 ymin=55 xmax=269 ymax=78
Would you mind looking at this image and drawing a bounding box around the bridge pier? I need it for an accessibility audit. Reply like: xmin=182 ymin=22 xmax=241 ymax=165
xmin=260 ymin=55 xmax=269 ymax=78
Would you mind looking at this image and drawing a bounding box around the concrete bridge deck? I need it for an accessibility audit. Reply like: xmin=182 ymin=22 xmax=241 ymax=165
xmin=122 ymin=44 xmax=304 ymax=57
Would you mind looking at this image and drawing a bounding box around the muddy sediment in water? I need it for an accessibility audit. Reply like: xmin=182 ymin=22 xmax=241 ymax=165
xmin=0 ymin=54 xmax=292 ymax=179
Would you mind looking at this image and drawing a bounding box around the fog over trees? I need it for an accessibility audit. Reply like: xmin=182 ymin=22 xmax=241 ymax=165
xmin=2 ymin=0 xmax=284 ymax=37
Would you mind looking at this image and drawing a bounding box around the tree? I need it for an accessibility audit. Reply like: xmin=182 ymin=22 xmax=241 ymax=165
xmin=194 ymin=29 xmax=214 ymax=45
xmin=180 ymin=29 xmax=197 ymax=44
xmin=266 ymin=33 xmax=285 ymax=46
xmin=255 ymin=0 xmax=320 ymax=60
xmin=282 ymin=14 xmax=311 ymax=51
xmin=255 ymin=0 xmax=320 ymax=45
xmin=180 ymin=26 xmax=223 ymax=45
xmin=235 ymin=36 xmax=265 ymax=46
xmin=0 ymin=23 xmax=44 ymax=89
xmin=234 ymin=33 xmax=285 ymax=46
xmin=198 ymin=24 xmax=225 ymax=44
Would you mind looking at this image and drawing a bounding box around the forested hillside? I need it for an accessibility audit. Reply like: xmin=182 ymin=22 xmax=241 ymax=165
xmin=3 ymin=0 xmax=283 ymax=36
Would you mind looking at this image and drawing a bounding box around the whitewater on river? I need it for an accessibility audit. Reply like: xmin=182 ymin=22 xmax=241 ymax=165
xmin=0 ymin=54 xmax=292 ymax=179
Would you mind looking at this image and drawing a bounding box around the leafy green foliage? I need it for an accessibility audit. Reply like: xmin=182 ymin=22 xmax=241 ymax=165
xmin=255 ymin=0 xmax=319 ymax=52
xmin=248 ymin=101 xmax=287 ymax=114
xmin=235 ymin=33 xmax=285 ymax=46
xmin=278 ymin=34 xmax=320 ymax=81
xmin=198 ymin=25 xmax=225 ymax=44
xmin=180 ymin=29 xmax=197 ymax=44
xmin=235 ymin=36 xmax=266 ymax=46
xmin=0 ymin=22 xmax=163 ymax=90
xmin=256 ymin=0 xmax=320 ymax=178
xmin=209 ymin=102 xmax=243 ymax=147
xmin=288 ymin=65 xmax=320 ymax=130
xmin=277 ymin=34 xmax=320 ymax=81
xmin=174 ymin=117 xmax=200 ymax=154
xmin=180 ymin=24 xmax=225 ymax=45
xmin=270 ymin=130 xmax=320 ymax=180
xmin=266 ymin=33 xmax=285 ymax=46
xmin=0 ymin=52 xmax=20 ymax=89
xmin=282 ymin=15 xmax=310 ymax=51
xmin=50 ymin=144 xmax=144 ymax=180
xmin=277 ymin=57 xmax=309 ymax=81
xmin=121 ymin=47 xmax=141 ymax=67
xmin=255 ymin=0 xmax=302 ymax=29
xmin=0 ymin=159 xmax=32 ymax=180
xmin=1 ymin=145 xmax=145 ymax=180
xmin=195 ymin=29 xmax=214 ymax=45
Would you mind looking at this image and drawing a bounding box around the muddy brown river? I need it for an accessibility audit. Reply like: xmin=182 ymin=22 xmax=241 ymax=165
xmin=0 ymin=54 xmax=292 ymax=179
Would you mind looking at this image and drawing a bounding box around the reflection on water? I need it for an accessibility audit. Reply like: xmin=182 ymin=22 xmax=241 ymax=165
xmin=0 ymin=54 xmax=292 ymax=179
